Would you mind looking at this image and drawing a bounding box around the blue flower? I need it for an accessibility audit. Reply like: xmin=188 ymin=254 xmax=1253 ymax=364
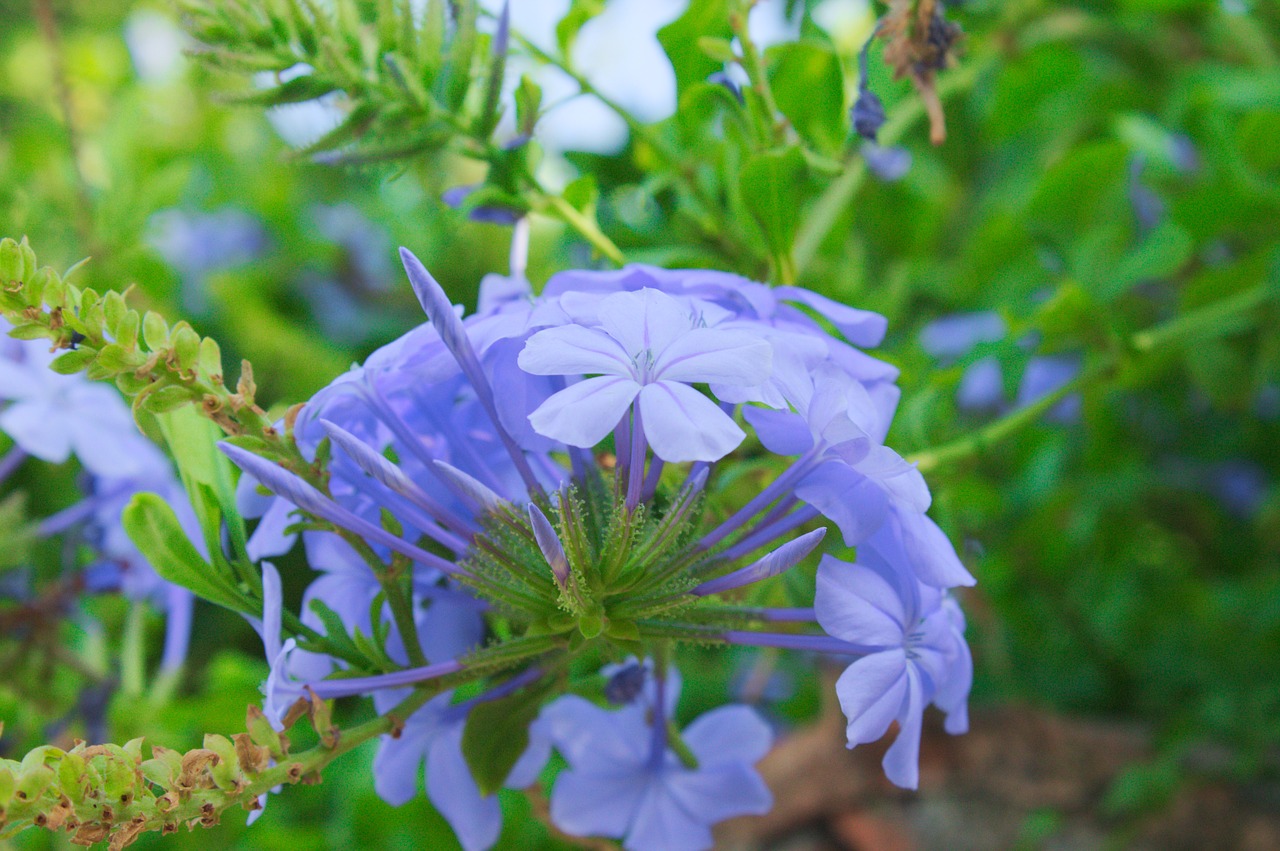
xmin=814 ymin=527 xmax=971 ymax=789
xmin=544 ymin=671 xmax=772 ymax=851
xmin=519 ymin=287 xmax=773 ymax=462
xmin=371 ymin=679 xmax=551 ymax=851
xmin=0 ymin=319 xmax=160 ymax=477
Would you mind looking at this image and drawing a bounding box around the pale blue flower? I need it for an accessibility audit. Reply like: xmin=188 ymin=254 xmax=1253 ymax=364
xmin=519 ymin=287 xmax=772 ymax=462
xmin=544 ymin=674 xmax=772 ymax=851
xmin=814 ymin=528 xmax=972 ymax=790
xmin=372 ymin=676 xmax=551 ymax=851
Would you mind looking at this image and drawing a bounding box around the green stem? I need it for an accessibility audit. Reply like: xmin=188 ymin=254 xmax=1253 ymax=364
xmin=347 ymin=535 xmax=429 ymax=668
xmin=540 ymin=195 xmax=626 ymax=265
xmin=1131 ymin=283 xmax=1272 ymax=353
xmin=909 ymin=280 xmax=1275 ymax=473
xmin=909 ymin=361 xmax=1106 ymax=474
xmin=121 ymin=600 xmax=147 ymax=697
xmin=730 ymin=1 xmax=786 ymax=147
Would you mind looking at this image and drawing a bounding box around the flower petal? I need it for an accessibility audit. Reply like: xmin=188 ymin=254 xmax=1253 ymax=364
xmin=741 ymin=406 xmax=813 ymax=457
xmin=518 ymin=324 xmax=633 ymax=377
xmin=427 ymin=727 xmax=504 ymax=851
xmin=683 ymin=705 xmax=773 ymax=766
xmin=795 ymin=461 xmax=889 ymax=546
xmin=625 ymin=781 xmax=715 ymax=851
xmin=834 ymin=649 xmax=909 ymax=746
xmin=527 ymin=375 xmax=640 ymax=448
xmin=814 ymin=554 xmax=907 ymax=645
xmin=882 ymin=665 xmax=926 ymax=790
xmin=550 ymin=767 xmax=647 ymax=840
xmin=638 ymin=382 xmax=745 ymax=463
xmin=598 ymin=288 xmax=691 ymax=357
xmin=663 ymin=762 xmax=773 ymax=828
xmin=0 ymin=400 xmax=72 ymax=464
xmin=776 ymin=287 xmax=888 ymax=347
xmin=896 ymin=510 xmax=975 ymax=588
xmin=543 ymin=696 xmax=649 ymax=767
xmin=653 ymin=328 xmax=772 ymax=386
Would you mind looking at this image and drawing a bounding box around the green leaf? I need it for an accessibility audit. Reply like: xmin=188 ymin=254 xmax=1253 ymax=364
xmin=122 ymin=493 xmax=253 ymax=614
xmin=158 ymin=405 xmax=251 ymax=566
xmin=513 ymin=74 xmax=542 ymax=137
xmin=555 ymin=0 xmax=605 ymax=58
xmin=140 ymin=384 xmax=196 ymax=413
xmin=460 ymin=678 xmax=549 ymax=795
xmin=562 ymin=174 xmax=599 ymax=215
xmin=48 ymin=348 xmax=95 ymax=375
xmin=0 ymin=239 xmax=20 ymax=283
xmin=739 ymin=148 xmax=807 ymax=272
xmin=767 ymin=42 xmax=846 ymax=154
xmin=696 ymin=36 xmax=736 ymax=64
xmin=98 ymin=340 xmax=142 ymax=371
xmin=1097 ymin=222 xmax=1194 ymax=301
xmin=142 ymin=311 xmax=169 ymax=351
xmin=657 ymin=0 xmax=731 ymax=95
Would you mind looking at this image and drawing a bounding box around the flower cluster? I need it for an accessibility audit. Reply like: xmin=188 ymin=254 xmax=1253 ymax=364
xmin=228 ymin=252 xmax=975 ymax=849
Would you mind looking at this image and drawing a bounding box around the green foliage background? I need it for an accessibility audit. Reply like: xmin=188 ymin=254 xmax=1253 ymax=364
xmin=2 ymin=0 xmax=1279 ymax=846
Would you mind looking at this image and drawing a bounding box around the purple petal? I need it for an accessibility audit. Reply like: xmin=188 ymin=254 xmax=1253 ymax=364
xmin=518 ymin=324 xmax=634 ymax=377
xmin=638 ymin=381 xmax=745 ymax=463
xmin=627 ymin=782 xmax=714 ymax=851
xmin=598 ymin=288 xmax=691 ymax=357
xmin=373 ymin=716 xmax=433 ymax=806
xmin=505 ymin=715 xmax=553 ymax=789
xmin=543 ymin=696 xmax=648 ymax=767
xmin=400 ymin=248 xmax=474 ymax=366
xmin=245 ymin=493 xmax=299 ymax=560
xmin=321 ymin=419 xmax=455 ymax=523
xmin=795 ymin=461 xmax=889 ymax=546
xmin=693 ymin=528 xmax=826 ymax=596
xmin=814 ymin=554 xmax=907 ymax=645
xmin=528 ymin=503 xmax=570 ymax=586
xmin=306 ymin=659 xmax=463 ymax=698
xmin=862 ymin=143 xmax=912 ymax=183
xmin=653 ymin=328 xmax=772 ymax=386
xmin=895 ymin=511 xmax=975 ymax=588
xmin=855 ymin=445 xmax=932 ymax=513
xmin=0 ymin=400 xmax=72 ymax=464
xmin=220 ymin=442 xmax=463 ymax=576
xmin=550 ymin=767 xmax=646 ymax=840
xmin=881 ymin=666 xmax=926 ymax=789
xmin=834 ymin=649 xmax=909 ymax=746
xmin=776 ymin=287 xmax=888 ymax=347
xmin=261 ymin=562 xmax=284 ymax=661
xmin=956 ymin=356 xmax=1004 ymax=410
xmin=527 ymin=375 xmax=640 ymax=448
xmin=663 ymin=762 xmax=773 ymax=828
xmin=918 ymin=312 xmax=1006 ymax=361
xmin=683 ymin=705 xmax=773 ymax=766
xmin=427 ymin=727 xmax=504 ymax=851
xmin=742 ymin=406 xmax=814 ymax=456
xmin=431 ymin=460 xmax=505 ymax=514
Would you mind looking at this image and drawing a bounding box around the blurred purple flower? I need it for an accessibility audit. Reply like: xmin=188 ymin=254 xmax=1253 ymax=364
xmin=863 ymin=143 xmax=912 ymax=182
xmin=441 ymin=185 xmax=524 ymax=226
xmin=544 ymin=672 xmax=772 ymax=851
xmin=372 ymin=677 xmax=551 ymax=851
